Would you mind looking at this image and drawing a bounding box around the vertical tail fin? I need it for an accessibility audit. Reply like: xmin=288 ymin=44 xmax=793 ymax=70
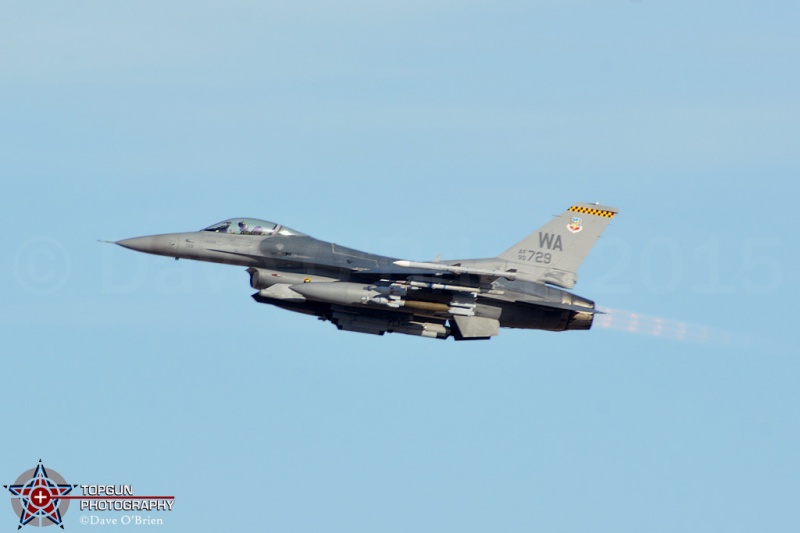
xmin=498 ymin=203 xmax=618 ymax=288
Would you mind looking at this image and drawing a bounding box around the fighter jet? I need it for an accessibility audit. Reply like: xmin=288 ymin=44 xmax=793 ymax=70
xmin=115 ymin=203 xmax=617 ymax=340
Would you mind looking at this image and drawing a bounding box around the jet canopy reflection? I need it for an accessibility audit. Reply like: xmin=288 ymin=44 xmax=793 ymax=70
xmin=202 ymin=218 xmax=306 ymax=237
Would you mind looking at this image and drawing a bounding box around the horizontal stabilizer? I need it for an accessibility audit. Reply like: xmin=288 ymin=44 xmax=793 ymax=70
xmin=517 ymin=298 xmax=603 ymax=314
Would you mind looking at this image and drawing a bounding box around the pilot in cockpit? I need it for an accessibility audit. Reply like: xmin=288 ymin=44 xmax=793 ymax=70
xmin=238 ymin=221 xmax=250 ymax=235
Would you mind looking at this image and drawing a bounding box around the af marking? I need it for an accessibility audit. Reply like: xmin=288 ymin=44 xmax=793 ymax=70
xmin=517 ymin=249 xmax=553 ymax=264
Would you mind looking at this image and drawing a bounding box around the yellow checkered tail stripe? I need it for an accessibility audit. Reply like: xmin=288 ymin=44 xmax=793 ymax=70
xmin=568 ymin=205 xmax=616 ymax=218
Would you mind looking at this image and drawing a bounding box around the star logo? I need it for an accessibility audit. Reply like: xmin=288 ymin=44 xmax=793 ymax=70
xmin=5 ymin=461 xmax=76 ymax=529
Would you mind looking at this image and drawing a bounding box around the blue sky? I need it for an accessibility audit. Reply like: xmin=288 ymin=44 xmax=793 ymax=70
xmin=1 ymin=1 xmax=797 ymax=531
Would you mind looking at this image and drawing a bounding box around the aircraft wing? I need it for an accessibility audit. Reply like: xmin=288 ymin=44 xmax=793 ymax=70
xmin=351 ymin=260 xmax=517 ymax=286
xmin=350 ymin=265 xmax=442 ymax=279
xmin=391 ymin=260 xmax=518 ymax=280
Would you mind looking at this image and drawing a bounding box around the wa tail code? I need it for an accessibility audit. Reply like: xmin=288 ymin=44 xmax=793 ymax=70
xmin=538 ymin=233 xmax=563 ymax=251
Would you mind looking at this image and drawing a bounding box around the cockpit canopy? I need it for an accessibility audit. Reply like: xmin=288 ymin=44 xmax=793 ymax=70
xmin=202 ymin=218 xmax=306 ymax=237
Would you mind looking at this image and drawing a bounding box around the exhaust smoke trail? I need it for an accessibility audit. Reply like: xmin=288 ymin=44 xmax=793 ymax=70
xmin=594 ymin=308 xmax=736 ymax=345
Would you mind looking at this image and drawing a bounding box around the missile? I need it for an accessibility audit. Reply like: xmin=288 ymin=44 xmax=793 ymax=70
xmin=407 ymin=280 xmax=479 ymax=293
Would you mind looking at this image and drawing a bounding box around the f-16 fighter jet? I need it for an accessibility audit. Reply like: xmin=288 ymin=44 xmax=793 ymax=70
xmin=115 ymin=203 xmax=617 ymax=340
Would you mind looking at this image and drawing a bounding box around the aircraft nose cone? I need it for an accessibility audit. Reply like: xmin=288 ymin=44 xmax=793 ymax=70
xmin=115 ymin=236 xmax=149 ymax=252
xmin=116 ymin=235 xmax=178 ymax=256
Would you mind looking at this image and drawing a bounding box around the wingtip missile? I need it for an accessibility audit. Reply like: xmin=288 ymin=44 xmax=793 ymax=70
xmin=393 ymin=260 xmax=517 ymax=280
